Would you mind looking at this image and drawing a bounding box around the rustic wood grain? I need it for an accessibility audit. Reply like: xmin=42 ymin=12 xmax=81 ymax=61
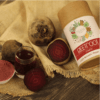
xmin=0 ymin=73 xmax=99 ymax=100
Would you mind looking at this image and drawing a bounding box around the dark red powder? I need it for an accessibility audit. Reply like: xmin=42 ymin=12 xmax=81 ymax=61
xmin=0 ymin=60 xmax=15 ymax=81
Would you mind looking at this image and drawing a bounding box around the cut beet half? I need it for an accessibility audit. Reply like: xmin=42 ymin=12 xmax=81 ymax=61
xmin=0 ymin=60 xmax=15 ymax=84
xmin=47 ymin=38 xmax=71 ymax=65
xmin=24 ymin=68 xmax=47 ymax=92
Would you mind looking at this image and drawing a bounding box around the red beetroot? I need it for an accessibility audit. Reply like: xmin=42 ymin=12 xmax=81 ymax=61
xmin=0 ymin=60 xmax=15 ymax=84
xmin=24 ymin=68 xmax=46 ymax=92
xmin=47 ymin=38 xmax=71 ymax=65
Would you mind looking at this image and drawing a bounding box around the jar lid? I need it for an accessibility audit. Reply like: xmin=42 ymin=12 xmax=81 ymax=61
xmin=58 ymin=1 xmax=93 ymax=29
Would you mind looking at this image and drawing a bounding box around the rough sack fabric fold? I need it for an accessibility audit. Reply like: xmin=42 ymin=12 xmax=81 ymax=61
xmin=0 ymin=0 xmax=99 ymax=97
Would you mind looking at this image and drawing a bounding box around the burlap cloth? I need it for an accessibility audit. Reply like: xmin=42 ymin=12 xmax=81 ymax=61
xmin=0 ymin=0 xmax=99 ymax=97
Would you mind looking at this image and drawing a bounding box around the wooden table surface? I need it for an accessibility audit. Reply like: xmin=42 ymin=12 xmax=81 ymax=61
xmin=0 ymin=1 xmax=99 ymax=100
xmin=0 ymin=73 xmax=99 ymax=100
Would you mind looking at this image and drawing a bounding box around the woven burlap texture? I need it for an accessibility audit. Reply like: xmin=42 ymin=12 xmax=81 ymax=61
xmin=0 ymin=0 xmax=99 ymax=97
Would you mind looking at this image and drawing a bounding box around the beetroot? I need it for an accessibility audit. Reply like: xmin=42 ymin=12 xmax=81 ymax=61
xmin=24 ymin=68 xmax=46 ymax=92
xmin=2 ymin=40 xmax=22 ymax=63
xmin=0 ymin=60 xmax=15 ymax=84
xmin=47 ymin=38 xmax=71 ymax=65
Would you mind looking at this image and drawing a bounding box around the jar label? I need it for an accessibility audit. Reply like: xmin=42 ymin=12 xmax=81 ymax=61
xmin=63 ymin=16 xmax=100 ymax=66
xmin=74 ymin=38 xmax=99 ymax=60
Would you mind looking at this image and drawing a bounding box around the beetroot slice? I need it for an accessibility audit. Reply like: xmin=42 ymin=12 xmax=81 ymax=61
xmin=0 ymin=60 xmax=15 ymax=84
xmin=47 ymin=40 xmax=69 ymax=62
xmin=24 ymin=68 xmax=46 ymax=92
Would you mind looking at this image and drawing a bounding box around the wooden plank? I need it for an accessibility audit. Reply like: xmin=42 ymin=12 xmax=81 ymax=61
xmin=0 ymin=74 xmax=99 ymax=100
